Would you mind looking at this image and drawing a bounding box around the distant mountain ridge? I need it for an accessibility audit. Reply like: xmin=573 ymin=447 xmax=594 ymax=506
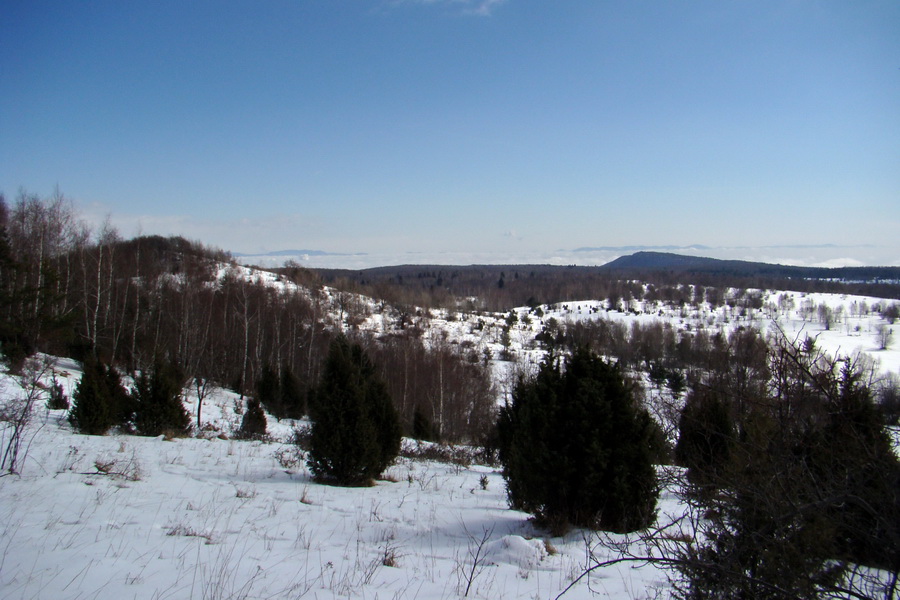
xmin=575 ymin=243 xmax=870 ymax=253
xmin=601 ymin=251 xmax=900 ymax=281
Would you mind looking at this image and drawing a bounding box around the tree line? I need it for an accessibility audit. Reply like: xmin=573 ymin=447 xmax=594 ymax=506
xmin=312 ymin=261 xmax=900 ymax=313
xmin=0 ymin=191 xmax=494 ymax=443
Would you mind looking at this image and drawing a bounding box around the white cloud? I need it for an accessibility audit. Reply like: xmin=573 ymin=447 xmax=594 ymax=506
xmin=462 ymin=0 xmax=506 ymax=17
xmin=389 ymin=0 xmax=507 ymax=17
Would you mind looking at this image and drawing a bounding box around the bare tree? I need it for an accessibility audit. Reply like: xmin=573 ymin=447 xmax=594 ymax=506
xmin=1 ymin=355 xmax=53 ymax=475
xmin=817 ymin=303 xmax=834 ymax=331
xmin=876 ymin=324 xmax=893 ymax=351
xmin=455 ymin=524 xmax=494 ymax=597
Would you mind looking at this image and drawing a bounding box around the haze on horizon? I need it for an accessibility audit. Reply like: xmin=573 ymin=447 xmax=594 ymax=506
xmin=2 ymin=1 xmax=898 ymax=267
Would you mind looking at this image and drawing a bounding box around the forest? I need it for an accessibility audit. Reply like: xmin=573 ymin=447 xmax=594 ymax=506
xmin=312 ymin=257 xmax=900 ymax=313
xmin=0 ymin=191 xmax=494 ymax=444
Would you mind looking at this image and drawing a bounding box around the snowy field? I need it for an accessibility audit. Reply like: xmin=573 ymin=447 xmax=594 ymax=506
xmin=425 ymin=288 xmax=900 ymax=384
xmin=1 ymin=283 xmax=898 ymax=600
xmin=0 ymin=373 xmax=676 ymax=600
xmin=533 ymin=289 xmax=900 ymax=375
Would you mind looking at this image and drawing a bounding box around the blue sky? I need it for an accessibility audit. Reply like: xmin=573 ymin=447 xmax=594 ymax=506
xmin=2 ymin=1 xmax=898 ymax=266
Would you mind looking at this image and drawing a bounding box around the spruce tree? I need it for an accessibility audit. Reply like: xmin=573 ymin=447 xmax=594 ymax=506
xmin=47 ymin=376 xmax=69 ymax=410
xmin=254 ymin=364 xmax=305 ymax=420
xmin=412 ymin=406 xmax=437 ymax=441
xmin=69 ymin=356 xmax=114 ymax=435
xmin=497 ymin=347 xmax=660 ymax=534
xmin=674 ymin=386 xmax=735 ymax=490
xmin=105 ymin=363 xmax=135 ymax=431
xmin=132 ymin=360 xmax=190 ymax=437
xmin=306 ymin=336 xmax=401 ymax=485
xmin=238 ymin=396 xmax=268 ymax=439
xmin=255 ymin=364 xmax=282 ymax=418
xmin=279 ymin=364 xmax=305 ymax=419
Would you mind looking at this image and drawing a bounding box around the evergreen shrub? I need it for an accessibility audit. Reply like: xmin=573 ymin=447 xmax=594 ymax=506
xmin=497 ymin=347 xmax=660 ymax=534
xmin=69 ymin=357 xmax=113 ymax=435
xmin=132 ymin=360 xmax=190 ymax=437
xmin=306 ymin=336 xmax=401 ymax=485
xmin=238 ymin=396 xmax=268 ymax=439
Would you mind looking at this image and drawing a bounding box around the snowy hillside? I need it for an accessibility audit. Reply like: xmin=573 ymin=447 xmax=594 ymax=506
xmin=1 ymin=280 xmax=898 ymax=599
xmin=0 ymin=358 xmax=677 ymax=600
xmin=240 ymin=261 xmax=900 ymax=380
xmin=526 ymin=289 xmax=900 ymax=375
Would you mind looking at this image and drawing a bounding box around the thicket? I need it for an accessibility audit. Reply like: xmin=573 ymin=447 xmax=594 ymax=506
xmin=0 ymin=356 xmax=56 ymax=474
xmin=670 ymin=334 xmax=900 ymax=599
xmin=497 ymin=348 xmax=660 ymax=534
xmin=370 ymin=334 xmax=497 ymax=444
xmin=559 ymin=316 xmax=772 ymax=386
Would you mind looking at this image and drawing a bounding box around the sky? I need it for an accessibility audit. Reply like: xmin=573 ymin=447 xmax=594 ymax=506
xmin=2 ymin=0 xmax=899 ymax=268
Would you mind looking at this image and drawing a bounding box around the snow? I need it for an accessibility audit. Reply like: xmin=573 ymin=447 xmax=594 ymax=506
xmin=1 ymin=284 xmax=898 ymax=599
xmin=211 ymin=262 xmax=900 ymax=378
xmin=0 ymin=408 xmax=674 ymax=598
xmin=523 ymin=290 xmax=900 ymax=376
xmin=1 ymin=357 xmax=682 ymax=600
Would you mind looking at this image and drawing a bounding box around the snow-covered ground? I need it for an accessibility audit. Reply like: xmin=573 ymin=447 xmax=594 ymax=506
xmin=0 ymin=361 xmax=675 ymax=600
xmin=224 ymin=262 xmax=900 ymax=379
xmin=529 ymin=289 xmax=900 ymax=375
xmin=1 ymin=284 xmax=898 ymax=600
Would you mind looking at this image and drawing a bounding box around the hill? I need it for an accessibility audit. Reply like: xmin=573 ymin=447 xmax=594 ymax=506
xmin=311 ymin=253 xmax=900 ymax=311
xmin=601 ymin=251 xmax=900 ymax=281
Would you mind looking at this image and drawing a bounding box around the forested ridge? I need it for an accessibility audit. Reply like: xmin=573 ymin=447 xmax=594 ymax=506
xmin=0 ymin=192 xmax=494 ymax=443
xmin=312 ymin=258 xmax=900 ymax=314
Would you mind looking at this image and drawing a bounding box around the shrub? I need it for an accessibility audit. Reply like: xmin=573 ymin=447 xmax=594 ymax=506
xmin=256 ymin=363 xmax=305 ymax=420
xmin=255 ymin=364 xmax=282 ymax=418
xmin=497 ymin=347 xmax=660 ymax=534
xmin=132 ymin=360 xmax=190 ymax=437
xmin=280 ymin=364 xmax=305 ymax=419
xmin=47 ymin=376 xmax=69 ymax=410
xmin=877 ymin=372 xmax=900 ymax=425
xmin=69 ymin=356 xmax=114 ymax=435
xmin=673 ymin=336 xmax=900 ymax=598
xmin=306 ymin=336 xmax=401 ymax=485
xmin=412 ymin=406 xmax=437 ymax=442
xmin=238 ymin=396 xmax=267 ymax=439
xmin=69 ymin=357 xmax=134 ymax=434
xmin=105 ymin=363 xmax=134 ymax=430
xmin=674 ymin=385 xmax=735 ymax=489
